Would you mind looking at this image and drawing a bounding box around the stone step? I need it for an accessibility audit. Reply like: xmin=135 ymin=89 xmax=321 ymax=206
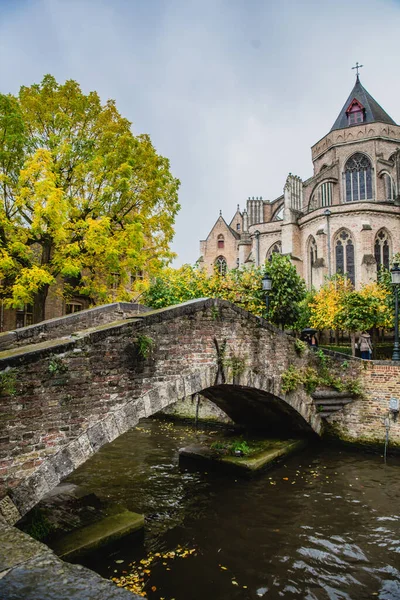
xmin=318 ymin=411 xmax=338 ymax=418
xmin=312 ymin=390 xmax=354 ymax=399
xmin=313 ymin=398 xmax=353 ymax=406
xmin=318 ymin=405 xmax=345 ymax=412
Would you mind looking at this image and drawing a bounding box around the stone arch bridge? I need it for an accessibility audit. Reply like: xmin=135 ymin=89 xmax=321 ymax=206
xmin=0 ymin=298 xmax=338 ymax=525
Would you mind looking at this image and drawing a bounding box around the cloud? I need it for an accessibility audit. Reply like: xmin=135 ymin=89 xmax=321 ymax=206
xmin=1 ymin=0 xmax=399 ymax=265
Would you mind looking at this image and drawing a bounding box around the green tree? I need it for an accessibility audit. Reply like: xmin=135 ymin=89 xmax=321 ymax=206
xmin=0 ymin=75 xmax=180 ymax=322
xmin=263 ymin=254 xmax=307 ymax=330
xmin=143 ymin=256 xmax=306 ymax=330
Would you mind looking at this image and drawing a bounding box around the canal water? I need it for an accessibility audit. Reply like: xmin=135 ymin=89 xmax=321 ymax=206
xmin=65 ymin=418 xmax=400 ymax=600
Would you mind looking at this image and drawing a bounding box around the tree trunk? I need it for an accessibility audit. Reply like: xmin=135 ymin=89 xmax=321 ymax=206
xmin=350 ymin=331 xmax=356 ymax=357
xmin=33 ymin=284 xmax=49 ymax=324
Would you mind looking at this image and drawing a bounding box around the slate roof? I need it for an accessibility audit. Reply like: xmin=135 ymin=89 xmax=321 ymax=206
xmin=330 ymin=76 xmax=397 ymax=132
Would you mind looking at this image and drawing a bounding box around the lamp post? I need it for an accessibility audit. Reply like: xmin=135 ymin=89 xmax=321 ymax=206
xmin=262 ymin=273 xmax=272 ymax=319
xmin=391 ymin=263 xmax=400 ymax=361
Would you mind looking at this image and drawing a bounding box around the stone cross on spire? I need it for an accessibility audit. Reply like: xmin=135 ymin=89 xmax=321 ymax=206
xmin=352 ymin=62 xmax=363 ymax=79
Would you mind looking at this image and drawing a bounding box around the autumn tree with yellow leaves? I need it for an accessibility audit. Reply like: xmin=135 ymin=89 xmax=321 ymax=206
xmin=309 ymin=276 xmax=392 ymax=355
xmin=0 ymin=76 xmax=180 ymax=322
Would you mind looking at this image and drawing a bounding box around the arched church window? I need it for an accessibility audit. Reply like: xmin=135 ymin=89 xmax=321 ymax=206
xmin=217 ymin=234 xmax=224 ymax=249
xmin=335 ymin=230 xmax=355 ymax=285
xmin=381 ymin=173 xmax=395 ymax=201
xmin=266 ymin=241 xmax=282 ymax=261
xmin=215 ymin=256 xmax=227 ymax=275
xmin=344 ymin=153 xmax=373 ymax=202
xmin=374 ymin=229 xmax=391 ymax=273
xmin=272 ymin=205 xmax=284 ymax=221
xmin=309 ymin=181 xmax=333 ymax=212
xmin=308 ymin=236 xmax=317 ymax=288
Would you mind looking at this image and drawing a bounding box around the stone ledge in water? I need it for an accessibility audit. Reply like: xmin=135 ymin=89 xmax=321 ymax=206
xmin=0 ymin=548 xmax=137 ymax=599
xmin=49 ymin=510 xmax=144 ymax=560
xmin=179 ymin=439 xmax=307 ymax=473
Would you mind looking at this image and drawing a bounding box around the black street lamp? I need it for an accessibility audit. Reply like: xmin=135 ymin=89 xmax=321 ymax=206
xmin=262 ymin=273 xmax=272 ymax=319
xmin=391 ymin=263 xmax=400 ymax=361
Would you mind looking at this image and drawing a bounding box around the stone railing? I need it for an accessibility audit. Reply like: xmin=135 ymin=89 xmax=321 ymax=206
xmin=0 ymin=302 xmax=150 ymax=351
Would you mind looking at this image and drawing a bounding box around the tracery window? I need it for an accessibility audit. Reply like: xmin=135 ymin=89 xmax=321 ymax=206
xmin=308 ymin=236 xmax=317 ymax=288
xmin=374 ymin=229 xmax=391 ymax=273
xmin=217 ymin=234 xmax=224 ymax=249
xmin=309 ymin=181 xmax=333 ymax=212
xmin=335 ymin=230 xmax=355 ymax=285
xmin=382 ymin=173 xmax=395 ymax=201
xmin=266 ymin=241 xmax=282 ymax=261
xmin=215 ymin=256 xmax=227 ymax=275
xmin=344 ymin=153 xmax=373 ymax=202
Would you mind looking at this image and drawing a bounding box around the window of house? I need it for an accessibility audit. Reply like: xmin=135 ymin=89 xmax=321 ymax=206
xmin=335 ymin=230 xmax=355 ymax=285
xmin=236 ymin=223 xmax=241 ymax=231
xmin=344 ymin=153 xmax=373 ymax=202
xmin=217 ymin=234 xmax=224 ymax=249
xmin=236 ymin=258 xmax=240 ymax=268
xmin=111 ymin=273 xmax=121 ymax=290
xmin=66 ymin=302 xmax=83 ymax=315
xmin=131 ymin=270 xmax=144 ymax=285
xmin=16 ymin=304 xmax=33 ymax=328
xmin=374 ymin=229 xmax=391 ymax=273
xmin=215 ymin=256 xmax=227 ymax=275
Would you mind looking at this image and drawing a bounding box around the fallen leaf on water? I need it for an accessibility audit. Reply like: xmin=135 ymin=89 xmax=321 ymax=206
xmin=219 ymin=565 xmax=228 ymax=570
xmin=151 ymin=586 xmax=157 ymax=592
xmin=232 ymin=580 xmax=238 ymax=585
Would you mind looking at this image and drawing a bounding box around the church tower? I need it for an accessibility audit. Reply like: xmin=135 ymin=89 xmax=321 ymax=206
xmin=199 ymin=70 xmax=400 ymax=287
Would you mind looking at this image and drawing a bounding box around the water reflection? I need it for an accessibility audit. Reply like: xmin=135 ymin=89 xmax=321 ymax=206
xmin=65 ymin=419 xmax=400 ymax=600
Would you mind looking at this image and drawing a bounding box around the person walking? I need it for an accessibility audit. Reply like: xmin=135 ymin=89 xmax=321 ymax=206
xmin=357 ymin=331 xmax=373 ymax=360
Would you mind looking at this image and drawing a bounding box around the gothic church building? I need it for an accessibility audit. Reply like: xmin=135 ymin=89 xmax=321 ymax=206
xmin=199 ymin=75 xmax=400 ymax=289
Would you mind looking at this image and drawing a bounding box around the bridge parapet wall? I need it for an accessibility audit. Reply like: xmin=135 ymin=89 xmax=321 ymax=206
xmin=0 ymin=302 xmax=150 ymax=351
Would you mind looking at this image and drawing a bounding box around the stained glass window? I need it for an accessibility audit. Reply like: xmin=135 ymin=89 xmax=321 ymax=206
xmin=374 ymin=229 xmax=391 ymax=275
xmin=266 ymin=241 xmax=282 ymax=261
xmin=215 ymin=256 xmax=227 ymax=275
xmin=335 ymin=230 xmax=355 ymax=285
xmin=344 ymin=153 xmax=373 ymax=202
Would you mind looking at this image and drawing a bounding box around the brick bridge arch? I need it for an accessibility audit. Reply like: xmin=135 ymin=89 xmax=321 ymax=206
xmin=0 ymin=298 xmax=322 ymax=525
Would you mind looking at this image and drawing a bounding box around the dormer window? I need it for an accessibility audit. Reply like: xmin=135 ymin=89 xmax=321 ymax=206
xmin=346 ymin=98 xmax=364 ymax=126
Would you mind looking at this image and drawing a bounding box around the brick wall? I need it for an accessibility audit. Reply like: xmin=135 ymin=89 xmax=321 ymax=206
xmin=326 ymin=361 xmax=400 ymax=447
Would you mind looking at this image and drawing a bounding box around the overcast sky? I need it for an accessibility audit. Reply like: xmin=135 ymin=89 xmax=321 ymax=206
xmin=1 ymin=0 xmax=400 ymax=265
